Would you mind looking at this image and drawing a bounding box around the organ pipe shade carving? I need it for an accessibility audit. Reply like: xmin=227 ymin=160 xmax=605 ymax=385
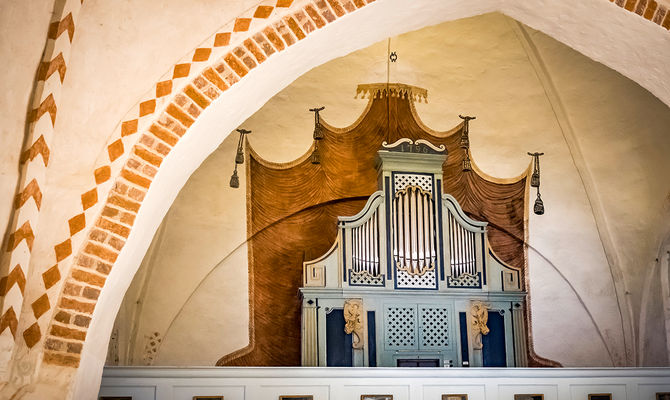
xmin=392 ymin=186 xmax=436 ymax=276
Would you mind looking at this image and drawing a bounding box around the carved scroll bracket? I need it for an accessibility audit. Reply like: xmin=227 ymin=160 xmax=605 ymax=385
xmin=344 ymin=299 xmax=365 ymax=349
xmin=471 ymin=301 xmax=490 ymax=350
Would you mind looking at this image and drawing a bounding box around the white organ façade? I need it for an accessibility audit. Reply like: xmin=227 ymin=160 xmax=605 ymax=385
xmin=299 ymin=138 xmax=528 ymax=368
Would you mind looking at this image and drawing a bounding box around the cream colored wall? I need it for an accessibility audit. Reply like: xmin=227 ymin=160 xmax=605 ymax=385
xmin=0 ymin=0 xmax=54 ymax=249
xmin=114 ymin=13 xmax=670 ymax=367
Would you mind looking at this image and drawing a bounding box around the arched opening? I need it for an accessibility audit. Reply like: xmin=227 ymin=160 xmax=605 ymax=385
xmin=14 ymin=1 xmax=665 ymax=398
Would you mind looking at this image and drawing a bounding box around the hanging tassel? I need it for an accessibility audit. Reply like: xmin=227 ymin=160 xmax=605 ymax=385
xmin=458 ymin=114 xmax=476 ymax=149
xmin=309 ymin=106 xmax=325 ymax=140
xmin=462 ymin=151 xmax=472 ymax=172
xmin=228 ymin=128 xmax=250 ymax=189
xmin=528 ymin=152 xmax=543 ymax=188
xmin=229 ymin=167 xmax=240 ymax=188
xmin=534 ymin=191 xmax=544 ymax=215
xmin=311 ymin=142 xmax=321 ymax=164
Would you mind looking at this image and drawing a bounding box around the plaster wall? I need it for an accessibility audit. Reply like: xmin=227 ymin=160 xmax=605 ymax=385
xmin=0 ymin=0 xmax=668 ymax=397
xmin=0 ymin=0 xmax=54 ymax=249
xmin=113 ymin=13 xmax=670 ymax=368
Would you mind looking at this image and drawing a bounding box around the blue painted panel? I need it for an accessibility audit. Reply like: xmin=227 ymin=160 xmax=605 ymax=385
xmin=482 ymin=311 xmax=507 ymax=367
xmin=326 ymin=309 xmax=352 ymax=367
xmin=367 ymin=311 xmax=376 ymax=367
xmin=459 ymin=312 xmax=469 ymax=367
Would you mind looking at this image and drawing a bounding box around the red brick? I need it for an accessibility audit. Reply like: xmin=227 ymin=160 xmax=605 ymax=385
xmin=54 ymin=311 xmax=71 ymax=324
xmin=98 ymin=217 xmax=131 ymax=238
xmin=166 ymin=103 xmax=195 ymax=128
xmin=72 ymin=268 xmax=106 ymax=287
xmin=45 ymin=338 xmax=65 ymax=351
xmin=263 ymin=27 xmax=286 ymax=51
xmin=244 ymin=39 xmax=266 ymax=63
xmin=224 ymin=53 xmax=248 ymax=77
xmin=128 ymin=187 xmax=146 ymax=201
xmin=121 ymin=168 xmax=152 ymax=189
xmin=59 ymin=297 xmax=95 ymax=314
xmin=285 ymin=16 xmax=306 ymax=39
xmin=73 ymin=315 xmax=91 ymax=328
xmin=43 ymin=351 xmax=80 ymax=367
xmin=305 ymin=5 xmax=326 ymax=28
xmin=50 ymin=324 xmax=87 ymax=340
xmin=184 ymin=85 xmax=211 ymax=109
xmin=84 ymin=241 xmax=119 ymax=263
xmin=82 ymin=286 xmax=100 ymax=300
xmin=67 ymin=342 xmax=83 ymax=354
xmin=326 ymin=0 xmax=345 ymax=16
xmin=108 ymin=236 xmax=125 ymax=251
xmin=133 ymin=145 xmax=163 ymax=167
xmin=63 ymin=282 xmax=82 ymax=296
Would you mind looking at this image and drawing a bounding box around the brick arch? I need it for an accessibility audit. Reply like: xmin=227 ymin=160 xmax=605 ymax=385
xmin=4 ymin=0 xmax=668 ymax=398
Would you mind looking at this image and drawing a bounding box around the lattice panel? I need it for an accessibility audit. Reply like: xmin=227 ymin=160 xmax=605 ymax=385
xmin=396 ymin=267 xmax=437 ymax=289
xmin=348 ymin=269 xmax=385 ymax=286
xmin=447 ymin=272 xmax=481 ymax=288
xmin=394 ymin=173 xmax=432 ymax=193
xmin=419 ymin=306 xmax=449 ymax=348
xmin=384 ymin=306 xmax=417 ymax=349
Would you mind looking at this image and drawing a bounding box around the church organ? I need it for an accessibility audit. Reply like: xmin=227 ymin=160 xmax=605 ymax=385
xmin=300 ymin=138 xmax=527 ymax=368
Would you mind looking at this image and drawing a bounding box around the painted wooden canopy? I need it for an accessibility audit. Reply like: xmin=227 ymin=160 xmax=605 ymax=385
xmin=218 ymin=83 xmax=550 ymax=367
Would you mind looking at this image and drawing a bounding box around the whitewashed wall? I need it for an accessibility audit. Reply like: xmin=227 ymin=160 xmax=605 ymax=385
xmin=112 ymin=13 xmax=670 ymax=369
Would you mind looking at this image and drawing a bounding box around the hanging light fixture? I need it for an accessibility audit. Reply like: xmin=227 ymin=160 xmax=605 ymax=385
xmin=527 ymin=152 xmax=545 ymax=215
xmin=229 ymin=128 xmax=250 ymax=188
xmin=458 ymin=115 xmax=476 ymax=172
